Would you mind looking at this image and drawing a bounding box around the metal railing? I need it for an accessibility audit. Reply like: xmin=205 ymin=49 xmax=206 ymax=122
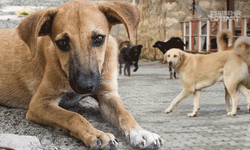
xmin=181 ymin=16 xmax=250 ymax=53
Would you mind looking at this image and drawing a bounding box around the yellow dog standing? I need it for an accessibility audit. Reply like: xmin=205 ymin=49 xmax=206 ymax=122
xmin=164 ymin=36 xmax=250 ymax=117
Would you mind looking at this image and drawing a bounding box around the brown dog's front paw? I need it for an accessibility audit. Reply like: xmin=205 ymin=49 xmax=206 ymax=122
xmin=92 ymin=139 xmax=102 ymax=150
xmin=227 ymin=112 xmax=236 ymax=116
xmin=164 ymin=108 xmax=172 ymax=114
xmin=103 ymin=139 xmax=119 ymax=150
xmin=187 ymin=112 xmax=197 ymax=117
xmin=91 ymin=133 xmax=119 ymax=150
xmin=126 ymin=130 xmax=163 ymax=150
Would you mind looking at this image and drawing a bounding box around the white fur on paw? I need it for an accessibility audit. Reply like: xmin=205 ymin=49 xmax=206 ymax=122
xmin=187 ymin=112 xmax=196 ymax=117
xmin=227 ymin=112 xmax=236 ymax=116
xmin=126 ymin=130 xmax=163 ymax=149
xmin=165 ymin=107 xmax=172 ymax=114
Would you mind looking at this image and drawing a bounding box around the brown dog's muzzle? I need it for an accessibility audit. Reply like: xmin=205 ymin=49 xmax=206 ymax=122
xmin=69 ymin=66 xmax=101 ymax=94
xmin=169 ymin=61 xmax=173 ymax=67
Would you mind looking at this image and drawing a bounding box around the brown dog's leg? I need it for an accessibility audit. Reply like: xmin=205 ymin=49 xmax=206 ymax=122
xmin=238 ymin=84 xmax=250 ymax=112
xmin=165 ymin=89 xmax=192 ymax=113
xmin=96 ymin=36 xmax=163 ymax=149
xmin=224 ymin=83 xmax=238 ymax=116
xmin=187 ymin=90 xmax=201 ymax=117
xmin=27 ymin=87 xmax=118 ymax=149
xmin=224 ymin=85 xmax=231 ymax=112
xmin=97 ymin=89 xmax=163 ymax=149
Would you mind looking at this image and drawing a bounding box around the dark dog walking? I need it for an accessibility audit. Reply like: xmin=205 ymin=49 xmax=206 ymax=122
xmin=153 ymin=37 xmax=185 ymax=79
xmin=119 ymin=45 xmax=142 ymax=76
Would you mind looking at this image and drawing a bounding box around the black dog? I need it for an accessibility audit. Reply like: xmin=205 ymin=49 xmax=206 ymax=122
xmin=119 ymin=45 xmax=143 ymax=76
xmin=153 ymin=37 xmax=185 ymax=79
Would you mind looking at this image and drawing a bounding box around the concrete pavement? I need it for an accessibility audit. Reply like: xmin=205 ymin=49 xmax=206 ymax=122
xmin=119 ymin=61 xmax=250 ymax=150
xmin=1 ymin=1 xmax=250 ymax=149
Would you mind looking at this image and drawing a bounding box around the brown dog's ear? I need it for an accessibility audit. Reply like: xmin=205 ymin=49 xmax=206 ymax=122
xmin=17 ymin=7 xmax=57 ymax=57
xmin=163 ymin=53 xmax=168 ymax=63
xmin=179 ymin=52 xmax=186 ymax=63
xmin=98 ymin=1 xmax=140 ymax=44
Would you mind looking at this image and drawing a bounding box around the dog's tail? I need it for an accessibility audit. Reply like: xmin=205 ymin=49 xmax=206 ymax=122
xmin=217 ymin=29 xmax=233 ymax=51
xmin=234 ymin=36 xmax=250 ymax=61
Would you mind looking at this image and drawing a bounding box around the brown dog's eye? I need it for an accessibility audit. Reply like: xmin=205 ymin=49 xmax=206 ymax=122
xmin=92 ymin=34 xmax=105 ymax=47
xmin=173 ymin=55 xmax=177 ymax=58
xmin=56 ymin=37 xmax=70 ymax=52
xmin=96 ymin=36 xmax=103 ymax=43
xmin=167 ymin=55 xmax=170 ymax=57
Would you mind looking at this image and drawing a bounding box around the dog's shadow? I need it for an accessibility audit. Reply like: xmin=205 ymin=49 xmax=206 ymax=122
xmin=68 ymin=97 xmax=126 ymax=147
xmin=68 ymin=97 xmax=107 ymax=126
xmin=68 ymin=97 xmax=123 ymax=135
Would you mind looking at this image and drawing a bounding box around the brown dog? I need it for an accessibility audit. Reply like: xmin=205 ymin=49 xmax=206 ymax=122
xmin=164 ymin=37 xmax=250 ymax=117
xmin=0 ymin=0 xmax=163 ymax=149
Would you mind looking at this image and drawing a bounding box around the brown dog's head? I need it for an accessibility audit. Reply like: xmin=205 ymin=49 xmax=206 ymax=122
xmin=17 ymin=0 xmax=140 ymax=94
xmin=165 ymin=48 xmax=185 ymax=69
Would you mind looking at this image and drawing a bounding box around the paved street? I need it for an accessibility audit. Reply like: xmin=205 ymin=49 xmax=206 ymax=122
xmin=119 ymin=61 xmax=250 ymax=150
xmin=1 ymin=60 xmax=250 ymax=150
xmin=1 ymin=1 xmax=250 ymax=150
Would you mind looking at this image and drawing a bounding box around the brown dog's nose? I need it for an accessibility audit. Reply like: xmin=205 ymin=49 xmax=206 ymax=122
xmin=169 ymin=61 xmax=172 ymax=66
xmin=84 ymin=84 xmax=94 ymax=93
xmin=75 ymin=83 xmax=94 ymax=94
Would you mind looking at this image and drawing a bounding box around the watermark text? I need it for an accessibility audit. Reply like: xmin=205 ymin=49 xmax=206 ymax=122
xmin=210 ymin=11 xmax=241 ymax=21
